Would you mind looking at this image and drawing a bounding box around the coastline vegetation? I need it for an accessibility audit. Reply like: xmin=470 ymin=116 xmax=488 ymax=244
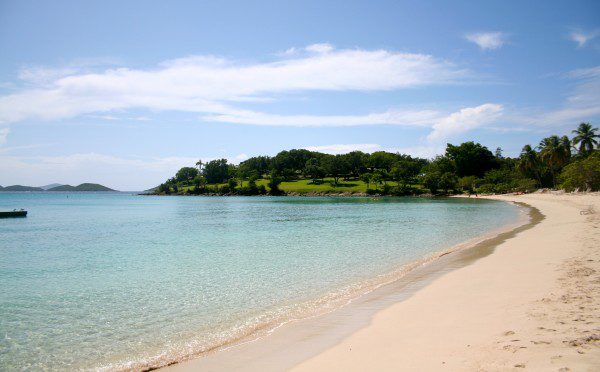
xmin=155 ymin=122 xmax=600 ymax=196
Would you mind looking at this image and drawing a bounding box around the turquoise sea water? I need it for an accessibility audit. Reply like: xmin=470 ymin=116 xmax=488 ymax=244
xmin=0 ymin=193 xmax=522 ymax=370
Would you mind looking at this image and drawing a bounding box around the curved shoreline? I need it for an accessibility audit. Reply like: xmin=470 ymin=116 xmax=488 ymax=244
xmin=162 ymin=199 xmax=540 ymax=371
xmin=291 ymin=193 xmax=600 ymax=371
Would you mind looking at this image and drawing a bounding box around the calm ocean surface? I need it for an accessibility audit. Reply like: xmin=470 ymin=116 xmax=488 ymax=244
xmin=0 ymin=192 xmax=522 ymax=370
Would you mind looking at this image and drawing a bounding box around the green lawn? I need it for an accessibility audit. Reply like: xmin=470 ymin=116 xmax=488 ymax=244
xmin=178 ymin=177 xmax=424 ymax=194
xmin=277 ymin=178 xmax=367 ymax=193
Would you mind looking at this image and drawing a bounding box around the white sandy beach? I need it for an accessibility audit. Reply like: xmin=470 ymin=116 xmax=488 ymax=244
xmin=169 ymin=193 xmax=600 ymax=371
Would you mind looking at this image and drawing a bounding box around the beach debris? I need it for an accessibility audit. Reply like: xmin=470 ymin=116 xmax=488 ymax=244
xmin=530 ymin=340 xmax=551 ymax=345
xmin=564 ymin=334 xmax=600 ymax=347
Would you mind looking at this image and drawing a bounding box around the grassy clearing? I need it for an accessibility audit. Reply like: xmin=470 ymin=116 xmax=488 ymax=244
xmin=179 ymin=177 xmax=424 ymax=194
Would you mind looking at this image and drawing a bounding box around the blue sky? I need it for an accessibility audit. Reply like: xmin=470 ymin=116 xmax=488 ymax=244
xmin=0 ymin=0 xmax=599 ymax=190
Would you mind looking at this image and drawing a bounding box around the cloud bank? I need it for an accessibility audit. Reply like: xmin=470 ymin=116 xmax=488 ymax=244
xmin=0 ymin=44 xmax=469 ymax=125
xmin=427 ymin=103 xmax=503 ymax=141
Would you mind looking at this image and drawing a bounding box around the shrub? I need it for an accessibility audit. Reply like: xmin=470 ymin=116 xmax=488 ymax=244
xmin=382 ymin=184 xmax=393 ymax=195
xmin=227 ymin=178 xmax=238 ymax=190
xmin=366 ymin=188 xmax=379 ymax=195
xmin=513 ymin=178 xmax=537 ymax=193
xmin=439 ymin=172 xmax=458 ymax=194
xmin=477 ymin=183 xmax=496 ymax=194
xmin=560 ymin=151 xmax=600 ymax=191
xmin=268 ymin=176 xmax=284 ymax=195
xmin=492 ymin=183 xmax=512 ymax=194
xmin=423 ymin=172 xmax=440 ymax=194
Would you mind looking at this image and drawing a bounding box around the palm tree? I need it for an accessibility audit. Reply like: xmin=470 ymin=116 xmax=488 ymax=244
xmin=359 ymin=173 xmax=371 ymax=189
xmin=572 ymin=122 xmax=599 ymax=154
xmin=195 ymin=160 xmax=203 ymax=173
xmin=560 ymin=135 xmax=572 ymax=160
xmin=518 ymin=145 xmax=541 ymax=184
xmin=538 ymin=136 xmax=570 ymax=187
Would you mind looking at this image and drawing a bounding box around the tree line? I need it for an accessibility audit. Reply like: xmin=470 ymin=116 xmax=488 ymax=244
xmin=156 ymin=122 xmax=600 ymax=196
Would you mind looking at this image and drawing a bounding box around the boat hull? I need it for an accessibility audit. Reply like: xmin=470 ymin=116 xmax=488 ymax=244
xmin=0 ymin=211 xmax=27 ymax=218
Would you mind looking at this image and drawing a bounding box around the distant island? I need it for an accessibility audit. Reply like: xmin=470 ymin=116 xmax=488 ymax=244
xmin=40 ymin=183 xmax=63 ymax=190
xmin=0 ymin=183 xmax=116 ymax=192
xmin=151 ymin=122 xmax=600 ymax=197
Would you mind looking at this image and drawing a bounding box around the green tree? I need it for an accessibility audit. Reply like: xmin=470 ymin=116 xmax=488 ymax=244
xmin=324 ymin=155 xmax=349 ymax=185
xmin=371 ymin=172 xmax=383 ymax=190
xmin=268 ymin=174 xmax=283 ymax=195
xmin=239 ymin=156 xmax=272 ymax=178
xmin=445 ymin=142 xmax=497 ymax=177
xmin=360 ymin=173 xmax=372 ymax=189
xmin=158 ymin=183 xmax=170 ymax=194
xmin=561 ymin=135 xmax=572 ymax=161
xmin=367 ymin=151 xmax=397 ymax=171
xmin=374 ymin=168 xmax=390 ymax=186
xmin=518 ymin=145 xmax=541 ymax=184
xmin=304 ymin=158 xmax=326 ymax=183
xmin=175 ymin=167 xmax=199 ymax=184
xmin=538 ymin=136 xmax=570 ymax=187
xmin=203 ymin=159 xmax=230 ymax=184
xmin=391 ymin=160 xmax=419 ymax=188
xmin=343 ymin=151 xmax=367 ymax=178
xmin=227 ymin=178 xmax=238 ymax=191
xmin=423 ymin=171 xmax=440 ymax=194
xmin=272 ymin=149 xmax=314 ymax=180
xmin=195 ymin=160 xmax=203 ymax=173
xmin=439 ymin=172 xmax=458 ymax=194
xmin=572 ymin=122 xmax=599 ymax=155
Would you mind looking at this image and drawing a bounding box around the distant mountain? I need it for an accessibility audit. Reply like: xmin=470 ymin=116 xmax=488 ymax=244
xmin=47 ymin=183 xmax=116 ymax=192
xmin=1 ymin=185 xmax=44 ymax=191
xmin=39 ymin=183 xmax=63 ymax=190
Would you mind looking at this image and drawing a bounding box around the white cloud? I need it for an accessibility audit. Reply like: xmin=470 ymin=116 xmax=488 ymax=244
xmin=87 ymin=114 xmax=150 ymax=121
xmin=391 ymin=145 xmax=445 ymax=159
xmin=0 ymin=45 xmax=470 ymax=125
xmin=465 ymin=32 xmax=506 ymax=50
xmin=304 ymin=143 xmax=382 ymax=154
xmin=568 ymin=30 xmax=599 ymax=47
xmin=302 ymin=143 xmax=446 ymax=159
xmin=233 ymin=153 xmax=249 ymax=163
xmin=305 ymin=43 xmax=334 ymax=54
xmin=202 ymin=108 xmax=441 ymax=127
xmin=0 ymin=127 xmax=9 ymax=146
xmin=427 ymin=103 xmax=503 ymax=142
xmin=282 ymin=47 xmax=298 ymax=56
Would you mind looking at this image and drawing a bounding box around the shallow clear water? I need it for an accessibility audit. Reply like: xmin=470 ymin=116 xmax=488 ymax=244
xmin=0 ymin=193 xmax=521 ymax=370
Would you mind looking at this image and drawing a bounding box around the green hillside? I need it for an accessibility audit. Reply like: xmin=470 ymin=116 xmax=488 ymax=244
xmin=48 ymin=183 xmax=115 ymax=191
xmin=1 ymin=185 xmax=44 ymax=191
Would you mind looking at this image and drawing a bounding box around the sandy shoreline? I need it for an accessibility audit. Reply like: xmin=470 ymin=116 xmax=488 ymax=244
xmin=167 ymin=193 xmax=600 ymax=371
